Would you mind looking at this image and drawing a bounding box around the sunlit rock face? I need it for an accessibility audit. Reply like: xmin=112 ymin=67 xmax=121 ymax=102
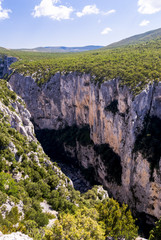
xmin=9 ymin=71 xmax=161 ymax=221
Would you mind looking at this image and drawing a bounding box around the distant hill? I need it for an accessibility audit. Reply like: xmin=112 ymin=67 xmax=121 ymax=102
xmin=18 ymin=45 xmax=104 ymax=53
xmin=105 ymin=27 xmax=161 ymax=49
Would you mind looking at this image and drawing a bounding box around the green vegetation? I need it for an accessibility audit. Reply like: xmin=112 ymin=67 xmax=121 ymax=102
xmin=0 ymin=79 xmax=138 ymax=239
xmin=149 ymin=218 xmax=161 ymax=240
xmin=105 ymin=27 xmax=161 ymax=49
xmin=0 ymin=79 xmax=17 ymax=108
xmin=45 ymin=199 xmax=138 ymax=240
xmin=1 ymin=37 xmax=161 ymax=94
xmin=97 ymin=199 xmax=138 ymax=240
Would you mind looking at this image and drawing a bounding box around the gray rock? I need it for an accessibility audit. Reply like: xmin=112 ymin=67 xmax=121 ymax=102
xmin=0 ymin=232 xmax=32 ymax=240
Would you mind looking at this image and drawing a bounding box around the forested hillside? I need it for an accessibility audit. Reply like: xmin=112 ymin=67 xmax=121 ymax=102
xmin=1 ymin=37 xmax=161 ymax=95
xmin=105 ymin=27 xmax=161 ymax=49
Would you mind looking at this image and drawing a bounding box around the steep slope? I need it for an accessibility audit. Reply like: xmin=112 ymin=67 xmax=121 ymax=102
xmin=105 ymin=27 xmax=161 ymax=49
xmin=9 ymin=70 xmax=161 ymax=229
xmin=0 ymin=78 xmax=77 ymax=237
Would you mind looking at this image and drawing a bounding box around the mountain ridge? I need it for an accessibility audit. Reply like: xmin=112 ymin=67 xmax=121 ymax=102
xmin=104 ymin=27 xmax=161 ymax=49
xmin=15 ymin=45 xmax=104 ymax=53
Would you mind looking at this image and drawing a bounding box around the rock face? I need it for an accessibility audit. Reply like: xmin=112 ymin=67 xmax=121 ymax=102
xmin=9 ymin=72 xmax=161 ymax=222
xmin=0 ymin=86 xmax=35 ymax=142
xmin=0 ymin=232 xmax=33 ymax=240
xmin=0 ymin=56 xmax=17 ymax=78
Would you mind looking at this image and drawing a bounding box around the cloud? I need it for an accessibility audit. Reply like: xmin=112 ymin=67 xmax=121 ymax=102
xmin=76 ymin=5 xmax=116 ymax=18
xmin=103 ymin=9 xmax=116 ymax=15
xmin=0 ymin=0 xmax=11 ymax=20
xmin=101 ymin=27 xmax=112 ymax=35
xmin=138 ymin=0 xmax=161 ymax=14
xmin=76 ymin=5 xmax=99 ymax=17
xmin=32 ymin=0 xmax=74 ymax=21
xmin=139 ymin=19 xmax=150 ymax=26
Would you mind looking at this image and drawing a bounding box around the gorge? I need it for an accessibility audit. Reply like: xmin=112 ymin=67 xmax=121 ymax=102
xmin=8 ymin=69 xmax=161 ymax=230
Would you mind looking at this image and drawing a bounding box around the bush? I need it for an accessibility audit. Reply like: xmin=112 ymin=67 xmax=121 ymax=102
xmin=52 ymin=207 xmax=105 ymax=240
xmin=0 ymin=133 xmax=9 ymax=149
xmin=6 ymin=206 xmax=20 ymax=224
xmin=149 ymin=218 xmax=161 ymax=240
xmin=0 ymin=172 xmax=18 ymax=197
xmin=97 ymin=199 xmax=138 ymax=240
xmin=0 ymin=191 xmax=7 ymax=206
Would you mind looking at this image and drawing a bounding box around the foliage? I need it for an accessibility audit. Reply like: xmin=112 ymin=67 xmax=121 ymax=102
xmin=51 ymin=207 xmax=105 ymax=240
xmin=1 ymin=38 xmax=160 ymax=94
xmin=97 ymin=198 xmax=138 ymax=240
xmin=149 ymin=218 xmax=161 ymax=240
xmin=0 ymin=172 xmax=18 ymax=197
xmin=5 ymin=206 xmax=20 ymax=224
xmin=0 ymin=191 xmax=7 ymax=206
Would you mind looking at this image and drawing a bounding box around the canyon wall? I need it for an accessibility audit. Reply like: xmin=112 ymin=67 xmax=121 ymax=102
xmin=9 ymin=72 xmax=161 ymax=222
xmin=0 ymin=56 xmax=17 ymax=78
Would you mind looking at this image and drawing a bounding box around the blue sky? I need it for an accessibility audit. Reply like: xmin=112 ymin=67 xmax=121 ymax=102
xmin=0 ymin=0 xmax=161 ymax=48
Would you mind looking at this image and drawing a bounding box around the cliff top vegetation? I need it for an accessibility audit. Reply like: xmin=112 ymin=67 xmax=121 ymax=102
xmin=1 ymin=37 xmax=161 ymax=94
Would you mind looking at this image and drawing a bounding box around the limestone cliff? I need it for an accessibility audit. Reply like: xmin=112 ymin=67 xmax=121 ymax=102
xmin=9 ymin=72 xmax=161 ymax=222
xmin=0 ymin=56 xmax=17 ymax=78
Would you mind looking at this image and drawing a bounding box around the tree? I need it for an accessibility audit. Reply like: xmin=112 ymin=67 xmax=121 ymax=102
xmin=0 ymin=172 xmax=18 ymax=197
xmin=97 ymin=199 xmax=138 ymax=240
xmin=51 ymin=207 xmax=105 ymax=240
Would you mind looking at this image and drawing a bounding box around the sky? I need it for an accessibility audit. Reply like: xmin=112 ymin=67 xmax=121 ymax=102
xmin=0 ymin=0 xmax=161 ymax=48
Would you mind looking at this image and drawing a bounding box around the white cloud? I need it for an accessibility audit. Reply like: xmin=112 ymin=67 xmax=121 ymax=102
xmin=76 ymin=5 xmax=99 ymax=17
xmin=138 ymin=0 xmax=161 ymax=14
xmin=101 ymin=27 xmax=112 ymax=35
xmin=139 ymin=19 xmax=150 ymax=26
xmin=0 ymin=0 xmax=11 ymax=20
xmin=103 ymin=9 xmax=116 ymax=15
xmin=32 ymin=0 xmax=74 ymax=21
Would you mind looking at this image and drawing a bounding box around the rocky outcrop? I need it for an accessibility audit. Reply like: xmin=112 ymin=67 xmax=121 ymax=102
xmin=0 ymin=85 xmax=35 ymax=141
xmin=0 ymin=199 xmax=24 ymax=219
xmin=0 ymin=56 xmax=17 ymax=78
xmin=9 ymin=72 xmax=161 ymax=222
xmin=0 ymin=232 xmax=33 ymax=240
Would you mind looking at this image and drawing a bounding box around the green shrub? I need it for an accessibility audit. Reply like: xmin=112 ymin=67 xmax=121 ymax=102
xmin=0 ymin=191 xmax=7 ymax=206
xmin=6 ymin=206 xmax=20 ymax=224
xmin=0 ymin=133 xmax=9 ymax=149
xmin=149 ymin=218 xmax=161 ymax=240
xmin=97 ymin=199 xmax=138 ymax=240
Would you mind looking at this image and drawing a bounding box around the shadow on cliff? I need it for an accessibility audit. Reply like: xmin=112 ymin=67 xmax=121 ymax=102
xmin=35 ymin=124 xmax=122 ymax=192
xmin=35 ymin=125 xmax=97 ymax=192
xmin=134 ymin=115 xmax=161 ymax=181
